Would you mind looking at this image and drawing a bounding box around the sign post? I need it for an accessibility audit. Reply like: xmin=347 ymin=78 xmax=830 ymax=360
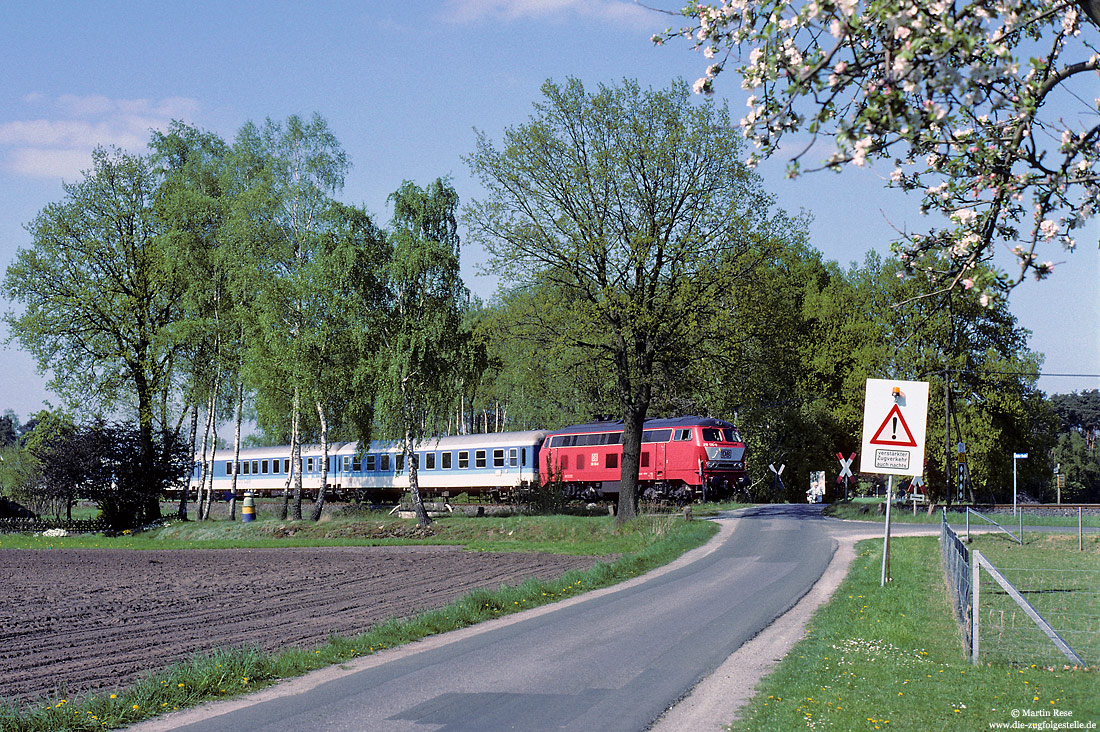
xmin=860 ymin=379 xmax=929 ymax=586
xmin=1012 ymin=452 xmax=1028 ymax=516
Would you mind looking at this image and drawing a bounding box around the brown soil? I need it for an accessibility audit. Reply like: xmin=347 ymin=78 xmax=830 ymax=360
xmin=0 ymin=546 xmax=601 ymax=703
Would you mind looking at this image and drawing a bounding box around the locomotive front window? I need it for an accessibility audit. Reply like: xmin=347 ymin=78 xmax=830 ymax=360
xmin=458 ymin=451 xmax=469 ymax=469
xmin=675 ymin=429 xmax=692 ymax=441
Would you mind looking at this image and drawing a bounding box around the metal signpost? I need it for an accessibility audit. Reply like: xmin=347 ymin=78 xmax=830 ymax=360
xmin=860 ymin=379 xmax=929 ymax=586
xmin=1012 ymin=452 xmax=1028 ymax=516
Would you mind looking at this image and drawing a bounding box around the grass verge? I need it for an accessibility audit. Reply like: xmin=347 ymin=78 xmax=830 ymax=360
xmin=0 ymin=514 xmax=717 ymax=731
xmin=727 ymin=535 xmax=1099 ymax=732
xmin=825 ymin=501 xmax=1100 ymax=528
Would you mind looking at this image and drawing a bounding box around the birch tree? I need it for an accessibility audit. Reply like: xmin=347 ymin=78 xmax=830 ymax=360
xmin=374 ymin=179 xmax=468 ymax=528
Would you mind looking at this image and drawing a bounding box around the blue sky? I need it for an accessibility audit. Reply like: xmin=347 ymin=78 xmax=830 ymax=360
xmin=1 ymin=0 xmax=1097 ymax=422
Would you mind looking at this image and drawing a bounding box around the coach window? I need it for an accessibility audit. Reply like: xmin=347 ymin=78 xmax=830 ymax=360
xmin=521 ymin=448 xmax=527 ymax=466
xmin=242 ymin=461 xmax=250 ymax=475
xmin=401 ymin=455 xmax=409 ymax=472
xmin=251 ymin=460 xmax=259 ymax=474
xmin=606 ymin=453 xmax=618 ymax=469
xmin=475 ymin=450 xmax=487 ymax=468
xmin=226 ymin=461 xmax=234 ymax=475
xmin=493 ymin=449 xmax=505 ymax=468
xmin=352 ymin=456 xmax=361 ymax=472
xmin=508 ymin=448 xmax=518 ymax=467
xmin=425 ymin=452 xmax=436 ymax=470
xmin=366 ymin=455 xmax=376 ymax=471
xmin=442 ymin=451 xmax=452 ymax=469
xmin=261 ymin=460 xmax=268 ymax=474
xmin=458 ymin=451 xmax=469 ymax=469
xmin=380 ymin=454 xmax=390 ymax=472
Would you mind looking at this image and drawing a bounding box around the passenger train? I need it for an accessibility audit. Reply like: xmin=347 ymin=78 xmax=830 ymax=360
xmin=188 ymin=416 xmax=746 ymax=504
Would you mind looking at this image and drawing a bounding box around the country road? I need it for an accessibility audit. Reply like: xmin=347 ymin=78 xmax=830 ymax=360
xmin=131 ymin=505 xmax=939 ymax=732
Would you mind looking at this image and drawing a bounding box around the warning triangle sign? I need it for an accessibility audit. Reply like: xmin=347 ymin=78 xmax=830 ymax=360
xmin=868 ymin=404 xmax=918 ymax=447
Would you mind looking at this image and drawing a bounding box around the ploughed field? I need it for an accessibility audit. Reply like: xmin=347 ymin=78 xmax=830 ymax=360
xmin=0 ymin=545 xmax=601 ymax=702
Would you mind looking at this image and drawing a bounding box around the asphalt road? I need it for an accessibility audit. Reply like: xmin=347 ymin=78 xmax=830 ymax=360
xmin=132 ymin=505 xmax=922 ymax=732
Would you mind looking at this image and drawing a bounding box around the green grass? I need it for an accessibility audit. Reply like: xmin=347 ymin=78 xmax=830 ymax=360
xmin=825 ymin=500 xmax=1100 ymax=528
xmin=0 ymin=510 xmax=707 ymax=554
xmin=728 ymin=536 xmax=1099 ymax=732
xmin=0 ymin=514 xmax=718 ymax=731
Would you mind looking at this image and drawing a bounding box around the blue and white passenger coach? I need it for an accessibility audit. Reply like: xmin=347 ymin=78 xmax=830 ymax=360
xmin=190 ymin=430 xmax=550 ymax=501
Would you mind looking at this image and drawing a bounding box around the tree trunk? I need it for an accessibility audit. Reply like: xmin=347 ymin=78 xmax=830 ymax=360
xmin=197 ymin=390 xmax=216 ymax=520
xmin=229 ymin=374 xmax=244 ymax=521
xmin=282 ymin=404 xmax=299 ymax=521
xmin=618 ymin=405 xmax=645 ymax=523
xmin=311 ymin=400 xmax=329 ymax=522
xmin=179 ymin=403 xmax=197 ymax=520
xmin=292 ymin=387 xmax=303 ymax=520
xmin=203 ymin=386 xmax=219 ymax=521
xmin=405 ymin=426 xmax=431 ymax=527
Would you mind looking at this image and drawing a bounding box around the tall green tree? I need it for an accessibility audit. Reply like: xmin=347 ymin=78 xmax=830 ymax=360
xmin=465 ymin=77 xmax=798 ymax=521
xmin=374 ymin=178 xmax=468 ymax=527
xmin=150 ymin=121 xmax=237 ymax=521
xmin=4 ymin=148 xmax=188 ymax=521
xmin=227 ymin=114 xmax=349 ymax=520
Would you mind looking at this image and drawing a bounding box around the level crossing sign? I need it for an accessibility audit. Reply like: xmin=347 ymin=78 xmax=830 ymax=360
xmin=859 ymin=379 xmax=929 ymax=477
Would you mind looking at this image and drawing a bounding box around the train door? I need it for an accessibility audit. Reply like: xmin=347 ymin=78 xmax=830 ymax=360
xmin=654 ymin=443 xmax=666 ymax=481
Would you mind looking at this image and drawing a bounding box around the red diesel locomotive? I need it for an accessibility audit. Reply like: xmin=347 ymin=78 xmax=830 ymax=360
xmin=539 ymin=416 xmax=747 ymax=503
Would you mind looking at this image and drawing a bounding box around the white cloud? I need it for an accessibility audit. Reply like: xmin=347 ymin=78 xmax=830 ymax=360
xmin=0 ymin=94 xmax=202 ymax=180
xmin=441 ymin=0 xmax=651 ymax=26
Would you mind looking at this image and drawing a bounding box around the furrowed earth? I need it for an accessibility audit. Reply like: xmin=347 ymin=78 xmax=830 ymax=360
xmin=0 ymin=544 xmax=602 ymax=703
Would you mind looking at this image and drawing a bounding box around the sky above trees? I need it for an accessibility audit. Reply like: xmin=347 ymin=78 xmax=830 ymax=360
xmin=1 ymin=0 xmax=1097 ymax=420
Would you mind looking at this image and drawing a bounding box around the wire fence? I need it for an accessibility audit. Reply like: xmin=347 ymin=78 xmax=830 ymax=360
xmin=973 ymin=557 xmax=1100 ymax=668
xmin=940 ymin=513 xmax=972 ymax=655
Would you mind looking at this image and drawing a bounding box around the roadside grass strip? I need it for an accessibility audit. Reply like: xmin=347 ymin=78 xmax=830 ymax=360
xmin=728 ymin=536 xmax=1099 ymax=732
xmin=0 ymin=515 xmax=717 ymax=731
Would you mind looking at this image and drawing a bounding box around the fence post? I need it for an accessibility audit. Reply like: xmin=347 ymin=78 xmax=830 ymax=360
xmin=1019 ymin=510 xmax=1023 ymax=545
xmin=972 ymin=550 xmax=981 ymax=665
xmin=966 ymin=508 xmax=970 ymax=543
xmin=1080 ymin=507 xmax=1083 ymax=552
